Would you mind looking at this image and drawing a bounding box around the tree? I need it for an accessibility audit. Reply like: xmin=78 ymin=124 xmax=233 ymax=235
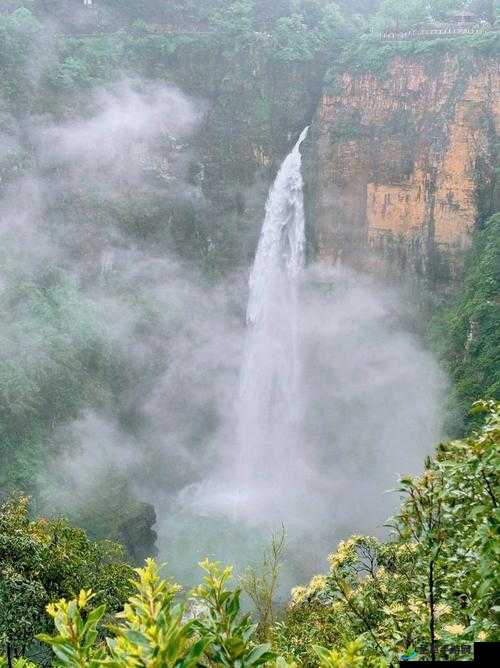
xmin=0 ymin=495 xmax=133 ymax=663
xmin=274 ymin=403 xmax=500 ymax=664
xmin=470 ymin=0 xmax=497 ymax=23
xmin=373 ymin=0 xmax=428 ymax=30
xmin=252 ymin=0 xmax=295 ymax=29
xmin=39 ymin=559 xmax=276 ymax=668
xmin=429 ymin=0 xmax=467 ymax=20
xmin=337 ymin=0 xmax=382 ymax=16
xmin=0 ymin=270 xmax=111 ymax=496
xmin=373 ymin=0 xmax=470 ymax=30
xmin=429 ymin=214 xmax=500 ymax=435
xmin=0 ymin=6 xmax=42 ymax=107
xmin=240 ymin=526 xmax=287 ymax=639
xmin=394 ymin=467 xmax=447 ymax=662
xmin=273 ymin=13 xmax=322 ymax=61
xmin=435 ymin=401 xmax=500 ymax=635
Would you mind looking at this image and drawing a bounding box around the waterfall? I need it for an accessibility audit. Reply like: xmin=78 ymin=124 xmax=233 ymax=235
xmin=233 ymin=127 xmax=309 ymax=518
xmin=174 ymin=123 xmax=444 ymax=562
xmin=246 ymin=127 xmax=309 ymax=326
xmin=185 ymin=128 xmax=310 ymax=525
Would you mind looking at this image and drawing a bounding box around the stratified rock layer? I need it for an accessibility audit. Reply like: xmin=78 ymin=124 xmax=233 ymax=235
xmin=307 ymin=52 xmax=499 ymax=287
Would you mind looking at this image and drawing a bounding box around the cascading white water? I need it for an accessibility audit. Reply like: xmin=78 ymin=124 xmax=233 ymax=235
xmin=181 ymin=127 xmax=317 ymax=529
xmin=246 ymin=127 xmax=309 ymax=326
xmin=170 ymin=124 xmax=445 ymax=575
xmin=186 ymin=128 xmax=310 ymax=524
xmin=232 ymin=127 xmax=310 ymax=519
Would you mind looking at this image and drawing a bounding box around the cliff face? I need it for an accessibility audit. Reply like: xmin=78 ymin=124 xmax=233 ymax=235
xmin=307 ymin=52 xmax=500 ymax=287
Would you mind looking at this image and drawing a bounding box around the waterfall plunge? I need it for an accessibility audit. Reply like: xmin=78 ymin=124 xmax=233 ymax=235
xmin=235 ymin=128 xmax=309 ymax=512
xmin=165 ymin=126 xmax=445 ymax=579
xmin=246 ymin=127 xmax=309 ymax=326
xmin=191 ymin=128 xmax=311 ymax=525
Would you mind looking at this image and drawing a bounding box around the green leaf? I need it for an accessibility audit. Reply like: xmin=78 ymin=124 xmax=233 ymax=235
xmin=244 ymin=644 xmax=274 ymax=666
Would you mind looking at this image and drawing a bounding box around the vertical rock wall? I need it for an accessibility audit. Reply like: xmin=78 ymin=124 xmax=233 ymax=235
xmin=307 ymin=52 xmax=499 ymax=288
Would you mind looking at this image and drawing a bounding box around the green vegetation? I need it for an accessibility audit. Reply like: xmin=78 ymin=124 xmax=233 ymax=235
xmin=0 ymin=1 xmax=499 ymax=665
xmin=273 ymin=401 xmax=500 ymax=665
xmin=1 ymin=402 xmax=498 ymax=666
xmin=322 ymin=0 xmax=500 ymax=78
xmin=373 ymin=0 xmax=463 ymax=30
xmin=430 ymin=214 xmax=500 ymax=435
xmin=0 ymin=495 xmax=133 ymax=664
xmin=328 ymin=30 xmax=499 ymax=78
xmin=373 ymin=0 xmax=497 ymax=30
xmin=0 ymin=271 xmax=110 ymax=494
xmin=38 ymin=559 xmax=276 ymax=668
xmin=0 ymin=0 xmax=358 ymax=565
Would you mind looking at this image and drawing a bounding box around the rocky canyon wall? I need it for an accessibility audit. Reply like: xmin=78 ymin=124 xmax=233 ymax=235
xmin=306 ymin=51 xmax=499 ymax=288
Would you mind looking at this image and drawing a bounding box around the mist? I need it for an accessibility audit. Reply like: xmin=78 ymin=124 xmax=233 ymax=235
xmin=150 ymin=261 xmax=444 ymax=588
xmin=0 ymin=14 xmax=446 ymax=590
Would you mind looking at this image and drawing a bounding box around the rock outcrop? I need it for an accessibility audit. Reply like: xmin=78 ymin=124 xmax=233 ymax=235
xmin=307 ymin=51 xmax=499 ymax=288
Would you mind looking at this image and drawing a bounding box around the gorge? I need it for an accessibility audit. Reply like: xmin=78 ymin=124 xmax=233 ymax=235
xmin=0 ymin=2 xmax=498 ymax=665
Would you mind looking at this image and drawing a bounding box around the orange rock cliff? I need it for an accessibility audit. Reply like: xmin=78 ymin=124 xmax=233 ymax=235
xmin=306 ymin=52 xmax=499 ymax=288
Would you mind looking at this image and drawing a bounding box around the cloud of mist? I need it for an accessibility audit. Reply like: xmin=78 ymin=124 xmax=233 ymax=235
xmin=300 ymin=265 xmax=444 ymax=530
xmin=0 ymin=77 xmax=219 ymax=512
xmin=46 ymin=412 xmax=141 ymax=503
xmin=0 ymin=79 xmax=205 ymax=268
xmin=0 ymin=59 xmax=446 ymax=588
xmin=37 ymin=81 xmax=204 ymax=184
xmin=154 ymin=262 xmax=445 ymax=585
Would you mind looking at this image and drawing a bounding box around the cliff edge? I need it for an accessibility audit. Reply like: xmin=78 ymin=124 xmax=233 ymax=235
xmin=307 ymin=50 xmax=499 ymax=288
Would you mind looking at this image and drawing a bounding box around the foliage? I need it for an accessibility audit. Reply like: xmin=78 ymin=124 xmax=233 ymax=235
xmin=274 ymin=402 xmax=500 ymax=665
xmin=429 ymin=213 xmax=500 ymax=435
xmin=432 ymin=400 xmax=500 ymax=633
xmin=0 ymin=495 xmax=133 ymax=660
xmin=44 ymin=35 xmax=124 ymax=96
xmin=0 ymin=7 xmax=44 ymax=107
xmin=314 ymin=641 xmax=388 ymax=668
xmin=38 ymin=560 xmax=203 ymax=668
xmin=240 ymin=527 xmax=287 ymax=639
xmin=371 ymin=0 xmax=478 ymax=30
xmin=0 ymin=658 xmax=38 ymax=668
xmin=38 ymin=559 xmax=275 ymax=668
xmin=192 ymin=560 xmax=275 ymax=667
xmin=2 ymin=405 xmax=499 ymax=667
xmin=0 ymin=271 xmax=111 ymax=495
xmin=372 ymin=0 xmax=428 ymax=30
xmin=327 ymin=30 xmax=500 ymax=80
